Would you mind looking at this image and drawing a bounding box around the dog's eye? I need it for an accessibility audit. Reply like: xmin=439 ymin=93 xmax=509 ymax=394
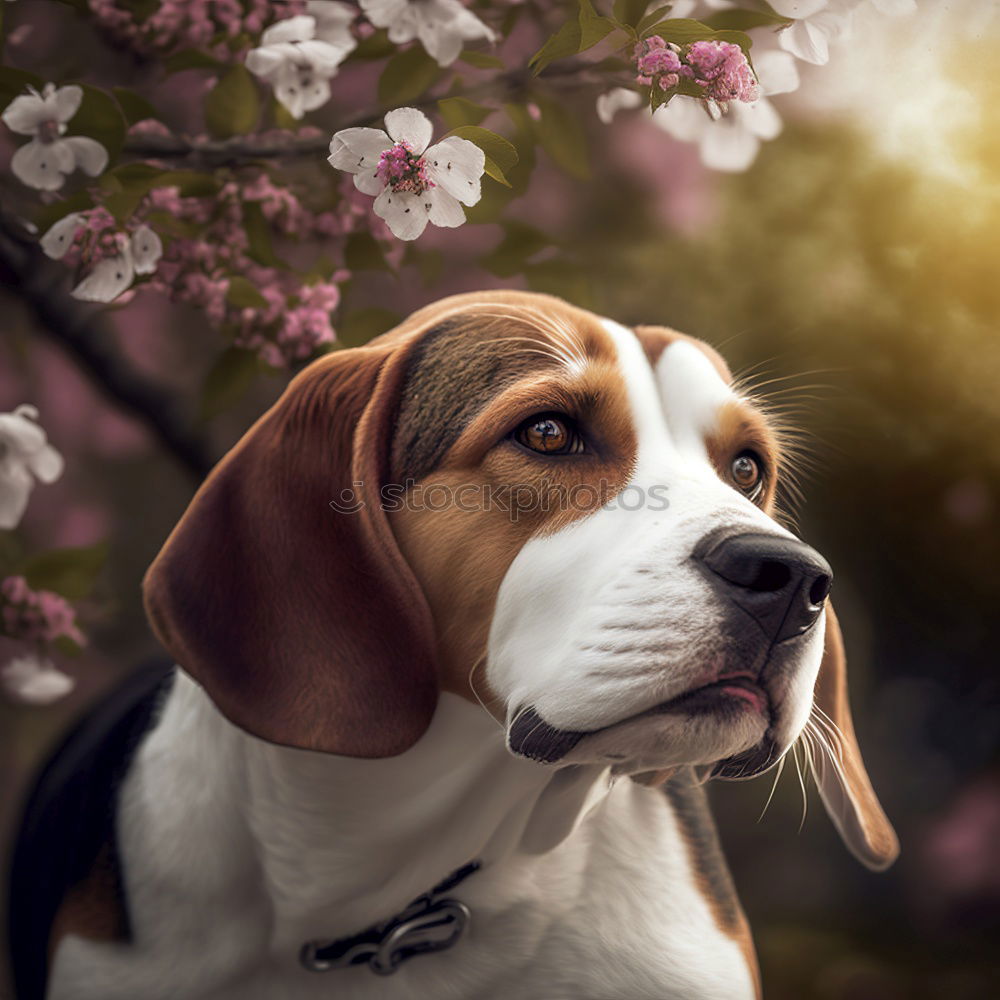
xmin=514 ymin=414 xmax=584 ymax=455
xmin=731 ymin=451 xmax=764 ymax=499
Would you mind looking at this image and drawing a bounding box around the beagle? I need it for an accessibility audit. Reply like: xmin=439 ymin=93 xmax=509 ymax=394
xmin=9 ymin=290 xmax=898 ymax=1000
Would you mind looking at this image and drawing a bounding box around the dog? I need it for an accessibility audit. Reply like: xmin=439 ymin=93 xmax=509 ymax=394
xmin=9 ymin=290 xmax=898 ymax=1000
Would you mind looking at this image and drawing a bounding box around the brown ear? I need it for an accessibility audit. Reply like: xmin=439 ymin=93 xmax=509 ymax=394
xmin=143 ymin=343 xmax=438 ymax=757
xmin=812 ymin=604 xmax=899 ymax=870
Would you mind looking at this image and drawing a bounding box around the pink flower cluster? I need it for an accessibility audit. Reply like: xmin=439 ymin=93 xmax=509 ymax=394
xmin=376 ymin=142 xmax=434 ymax=195
xmin=142 ymin=172 xmax=357 ymax=366
xmin=87 ymin=0 xmax=305 ymax=58
xmin=0 ymin=576 xmax=85 ymax=646
xmin=57 ymin=207 xmax=129 ymax=270
xmin=636 ymin=36 xmax=758 ymax=103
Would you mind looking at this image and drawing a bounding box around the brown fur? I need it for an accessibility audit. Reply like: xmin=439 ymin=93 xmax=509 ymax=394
xmin=48 ymin=842 xmax=127 ymax=956
xmin=664 ymin=773 xmax=762 ymax=999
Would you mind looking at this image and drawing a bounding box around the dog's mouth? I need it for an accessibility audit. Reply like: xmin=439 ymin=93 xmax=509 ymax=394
xmin=508 ymin=672 xmax=772 ymax=767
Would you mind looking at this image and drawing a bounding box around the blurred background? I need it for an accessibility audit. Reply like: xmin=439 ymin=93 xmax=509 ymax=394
xmin=2 ymin=1 xmax=999 ymax=998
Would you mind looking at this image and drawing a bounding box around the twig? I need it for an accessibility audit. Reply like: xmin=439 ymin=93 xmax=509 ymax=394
xmin=122 ymin=61 xmax=601 ymax=166
xmin=0 ymin=215 xmax=217 ymax=481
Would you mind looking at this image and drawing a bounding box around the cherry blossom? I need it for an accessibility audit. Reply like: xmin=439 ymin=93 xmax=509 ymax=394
xmin=358 ymin=0 xmax=495 ymax=67
xmin=245 ymin=2 xmax=357 ymax=118
xmin=0 ymin=406 xmax=64 ymax=530
xmin=328 ymin=108 xmax=485 ymax=240
xmin=778 ymin=0 xmax=917 ymax=65
xmin=41 ymin=213 xmax=163 ymax=303
xmin=653 ymin=49 xmax=800 ymax=172
xmin=1 ymin=576 xmax=86 ymax=645
xmin=596 ymin=87 xmax=643 ymax=125
xmin=1 ymin=83 xmax=107 ymax=191
xmin=1 ymin=653 xmax=74 ymax=706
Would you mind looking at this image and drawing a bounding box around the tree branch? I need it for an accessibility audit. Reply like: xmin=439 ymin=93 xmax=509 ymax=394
xmin=0 ymin=216 xmax=217 ymax=482
xmin=122 ymin=61 xmax=603 ymax=166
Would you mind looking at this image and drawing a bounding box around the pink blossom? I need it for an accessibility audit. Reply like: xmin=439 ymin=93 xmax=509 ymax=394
xmin=686 ymin=40 xmax=758 ymax=103
xmin=0 ymin=576 xmax=86 ymax=645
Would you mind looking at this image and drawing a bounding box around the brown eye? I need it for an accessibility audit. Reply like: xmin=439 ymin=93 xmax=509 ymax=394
xmin=731 ymin=451 xmax=764 ymax=498
xmin=514 ymin=414 xmax=583 ymax=455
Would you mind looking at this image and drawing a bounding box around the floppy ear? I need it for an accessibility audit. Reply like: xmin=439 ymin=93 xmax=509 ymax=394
xmin=812 ymin=604 xmax=899 ymax=870
xmin=143 ymin=343 xmax=439 ymax=757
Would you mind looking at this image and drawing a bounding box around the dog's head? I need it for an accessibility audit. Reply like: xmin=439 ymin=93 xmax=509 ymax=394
xmin=144 ymin=290 xmax=897 ymax=870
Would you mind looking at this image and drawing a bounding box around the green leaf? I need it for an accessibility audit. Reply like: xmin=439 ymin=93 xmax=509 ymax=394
xmin=458 ymin=50 xmax=505 ymax=69
xmin=66 ymin=84 xmax=126 ymax=163
xmin=438 ymin=96 xmax=491 ymax=129
xmin=443 ymin=126 xmax=518 ymax=187
xmin=613 ymin=0 xmax=650 ymax=29
xmin=0 ymin=67 xmax=43 ymax=111
xmin=481 ymin=221 xmax=551 ymax=278
xmin=344 ymin=231 xmax=392 ymax=272
xmin=529 ymin=20 xmax=581 ymax=76
xmin=347 ymin=28 xmax=396 ymax=61
xmin=200 ymin=347 xmax=260 ymax=420
xmin=34 ymin=191 xmax=94 ymax=233
xmin=578 ymin=0 xmax=618 ymax=49
xmin=533 ymin=96 xmax=589 ymax=180
xmin=703 ymin=9 xmax=791 ymax=30
xmin=112 ymin=86 xmax=160 ymax=125
xmin=21 ymin=542 xmax=108 ymax=601
xmin=164 ymin=49 xmax=225 ymax=74
xmin=378 ymin=46 xmax=441 ymax=106
xmin=336 ymin=307 xmax=401 ymax=348
xmin=242 ymin=200 xmax=282 ymax=267
xmin=636 ymin=4 xmax=673 ymax=35
xmin=226 ymin=275 xmax=269 ymax=309
xmin=204 ymin=64 xmax=260 ymax=138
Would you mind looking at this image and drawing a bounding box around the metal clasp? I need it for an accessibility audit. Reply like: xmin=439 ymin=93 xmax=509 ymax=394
xmin=300 ymin=898 xmax=471 ymax=976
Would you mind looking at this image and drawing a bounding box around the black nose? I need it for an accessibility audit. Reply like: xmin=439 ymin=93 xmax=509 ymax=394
xmin=696 ymin=532 xmax=832 ymax=642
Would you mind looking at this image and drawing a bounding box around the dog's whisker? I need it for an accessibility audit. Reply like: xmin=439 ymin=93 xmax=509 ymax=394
xmin=757 ymin=753 xmax=787 ymax=822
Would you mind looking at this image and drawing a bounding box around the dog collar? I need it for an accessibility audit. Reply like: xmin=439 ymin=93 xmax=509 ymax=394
xmin=299 ymin=860 xmax=480 ymax=976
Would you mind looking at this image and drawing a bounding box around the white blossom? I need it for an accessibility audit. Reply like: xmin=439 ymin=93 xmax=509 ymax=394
xmin=778 ymin=0 xmax=917 ymax=65
xmin=596 ymin=87 xmax=643 ymax=125
xmin=41 ymin=216 xmax=163 ymax=303
xmin=653 ymin=50 xmax=800 ymax=172
xmin=245 ymin=2 xmax=357 ymax=118
xmin=1 ymin=83 xmax=108 ymax=191
xmin=2 ymin=653 xmax=74 ymax=706
xmin=0 ymin=405 xmax=63 ymax=530
xmin=359 ymin=0 xmax=495 ymax=67
xmin=329 ymin=108 xmax=486 ymax=240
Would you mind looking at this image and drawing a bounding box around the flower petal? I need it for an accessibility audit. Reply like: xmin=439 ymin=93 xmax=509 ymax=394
xmin=778 ymin=18 xmax=831 ymax=65
xmin=63 ymin=135 xmax=109 ymax=177
xmin=246 ymin=45 xmax=288 ymax=80
xmin=383 ymin=107 xmax=433 ymax=154
xmin=353 ymin=168 xmax=385 ymax=196
xmin=415 ymin=14 xmax=465 ymax=67
xmin=425 ymin=187 xmax=465 ymax=229
xmin=0 ymin=467 xmax=32 ymax=530
xmin=1 ymin=92 xmax=49 ymax=135
xmin=359 ymin=0 xmax=410 ymax=30
xmin=373 ymin=188 xmax=430 ymax=240
xmin=308 ymin=0 xmax=358 ymax=52
xmin=51 ymin=84 xmax=83 ymax=124
xmin=870 ymin=0 xmax=917 ymax=13
xmin=596 ymin=87 xmax=642 ymax=125
xmin=71 ymin=252 xmax=135 ymax=303
xmin=652 ymin=96 xmax=708 ymax=143
xmin=755 ymin=50 xmax=800 ymax=97
xmin=260 ymin=14 xmax=316 ymax=46
xmin=425 ymin=136 xmax=485 ymax=206
xmin=295 ymin=39 xmax=350 ymax=75
xmin=768 ymin=0 xmax=828 ymax=17
xmin=10 ymin=138 xmax=73 ymax=190
xmin=40 ymin=213 xmax=84 ymax=260
xmin=2 ymin=654 xmax=75 ymax=706
xmin=328 ymin=127 xmax=391 ymax=173
xmin=130 ymin=225 xmax=163 ymax=275
xmin=27 ymin=443 xmax=64 ymax=484
xmin=734 ymin=96 xmax=783 ymax=141
xmin=700 ymin=122 xmax=761 ymax=172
